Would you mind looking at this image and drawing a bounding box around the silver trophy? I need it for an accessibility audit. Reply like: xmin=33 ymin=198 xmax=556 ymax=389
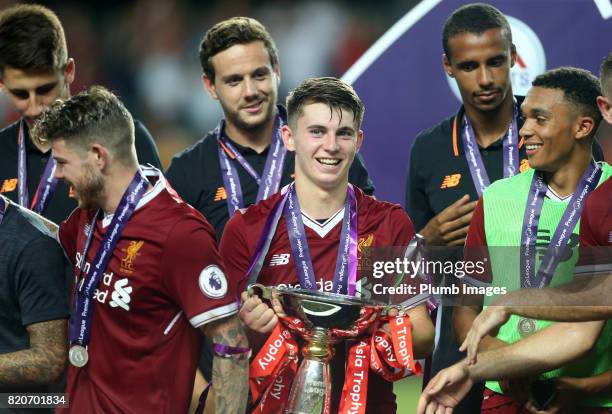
xmin=248 ymin=284 xmax=393 ymax=414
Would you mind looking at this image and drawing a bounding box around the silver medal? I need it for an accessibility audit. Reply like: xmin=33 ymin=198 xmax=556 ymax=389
xmin=69 ymin=345 xmax=89 ymax=367
xmin=518 ymin=317 xmax=536 ymax=337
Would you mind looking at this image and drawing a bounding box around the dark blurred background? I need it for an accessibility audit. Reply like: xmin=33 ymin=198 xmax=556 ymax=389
xmin=0 ymin=0 xmax=421 ymax=168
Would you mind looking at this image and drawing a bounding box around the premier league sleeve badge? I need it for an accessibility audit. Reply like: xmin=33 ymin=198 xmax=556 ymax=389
xmin=199 ymin=265 xmax=228 ymax=299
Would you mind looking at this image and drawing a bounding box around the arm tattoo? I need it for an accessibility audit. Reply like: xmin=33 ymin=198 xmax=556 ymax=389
xmin=0 ymin=319 xmax=67 ymax=386
xmin=204 ymin=315 xmax=249 ymax=413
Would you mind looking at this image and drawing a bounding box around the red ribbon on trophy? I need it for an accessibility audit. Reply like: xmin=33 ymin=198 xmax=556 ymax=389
xmin=249 ymin=314 xmax=421 ymax=414
xmin=249 ymin=324 xmax=298 ymax=413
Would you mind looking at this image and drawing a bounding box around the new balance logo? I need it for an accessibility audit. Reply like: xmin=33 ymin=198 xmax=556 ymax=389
xmin=214 ymin=187 xmax=227 ymax=202
xmin=269 ymin=253 xmax=290 ymax=266
xmin=110 ymin=278 xmax=132 ymax=311
xmin=440 ymin=174 xmax=461 ymax=189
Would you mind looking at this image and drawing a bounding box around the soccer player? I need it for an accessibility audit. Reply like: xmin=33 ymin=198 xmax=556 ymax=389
xmin=407 ymin=3 xmax=529 ymax=249
xmin=420 ymin=57 xmax=612 ymax=414
xmin=166 ymin=17 xmax=374 ymax=239
xmin=406 ymin=6 xmax=605 ymax=412
xmin=221 ymin=77 xmax=435 ymax=413
xmin=453 ymin=67 xmax=612 ymax=413
xmin=597 ymin=52 xmax=612 ymax=125
xmin=165 ymin=16 xmax=375 ymax=400
xmin=417 ymin=319 xmax=605 ymax=414
xmin=0 ymin=4 xmax=161 ymax=224
xmin=448 ymin=51 xmax=612 ymax=374
xmin=32 ymin=86 xmax=248 ymax=413
xmin=0 ymin=195 xmax=68 ymax=414
xmin=407 ymin=5 xmax=529 ymax=410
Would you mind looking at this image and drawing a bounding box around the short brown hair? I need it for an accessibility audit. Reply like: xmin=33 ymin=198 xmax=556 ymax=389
xmin=286 ymin=77 xmax=364 ymax=129
xmin=0 ymin=4 xmax=67 ymax=76
xmin=32 ymin=86 xmax=136 ymax=164
xmin=199 ymin=17 xmax=279 ymax=82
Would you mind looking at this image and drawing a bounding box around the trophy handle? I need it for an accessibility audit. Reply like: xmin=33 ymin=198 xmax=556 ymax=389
xmin=382 ymin=305 xmax=407 ymax=317
xmin=247 ymin=283 xmax=273 ymax=300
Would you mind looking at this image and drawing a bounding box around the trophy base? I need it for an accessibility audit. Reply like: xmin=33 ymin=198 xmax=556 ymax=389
xmin=285 ymin=359 xmax=329 ymax=414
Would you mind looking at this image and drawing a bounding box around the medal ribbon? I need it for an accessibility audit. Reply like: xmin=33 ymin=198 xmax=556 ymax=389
xmin=68 ymin=170 xmax=149 ymax=348
xmin=0 ymin=196 xmax=6 ymax=225
xmin=462 ymin=103 xmax=519 ymax=196
xmin=217 ymin=114 xmax=286 ymax=216
xmin=17 ymin=120 xmax=59 ymax=214
xmin=520 ymin=161 xmax=601 ymax=288
xmin=249 ymin=314 xmax=420 ymax=414
xmin=285 ymin=184 xmax=358 ymax=295
xmin=242 ymin=185 xmax=290 ymax=291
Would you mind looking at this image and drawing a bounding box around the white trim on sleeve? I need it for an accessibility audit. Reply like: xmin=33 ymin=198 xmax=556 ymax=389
xmin=575 ymin=263 xmax=612 ymax=276
xmin=189 ymin=302 xmax=239 ymax=328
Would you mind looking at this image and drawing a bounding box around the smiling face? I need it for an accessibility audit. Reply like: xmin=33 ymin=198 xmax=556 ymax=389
xmin=520 ymin=86 xmax=584 ymax=172
xmin=203 ymin=41 xmax=280 ymax=135
xmin=52 ymin=138 xmax=104 ymax=210
xmin=444 ymin=28 xmax=515 ymax=114
xmin=0 ymin=60 xmax=74 ymax=128
xmin=282 ymin=102 xmax=363 ymax=193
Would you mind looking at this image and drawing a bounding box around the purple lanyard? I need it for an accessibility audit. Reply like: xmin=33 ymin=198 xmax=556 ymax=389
xmin=244 ymin=186 xmax=290 ymax=289
xmin=217 ymin=115 xmax=286 ymax=216
xmin=244 ymin=184 xmax=359 ymax=295
xmin=17 ymin=120 xmax=59 ymax=214
xmin=284 ymin=184 xmax=358 ymax=295
xmin=0 ymin=196 xmax=5 ymax=225
xmin=462 ymin=103 xmax=519 ymax=196
xmin=520 ymin=161 xmax=601 ymax=288
xmin=69 ymin=170 xmax=148 ymax=348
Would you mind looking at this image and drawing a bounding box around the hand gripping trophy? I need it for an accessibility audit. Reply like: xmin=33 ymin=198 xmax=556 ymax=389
xmin=246 ymin=223 xmax=430 ymax=414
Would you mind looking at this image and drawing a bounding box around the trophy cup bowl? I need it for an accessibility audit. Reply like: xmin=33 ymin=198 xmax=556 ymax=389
xmin=248 ymin=284 xmax=390 ymax=414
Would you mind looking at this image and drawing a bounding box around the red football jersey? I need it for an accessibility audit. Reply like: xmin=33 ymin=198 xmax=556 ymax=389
xmin=576 ymin=177 xmax=612 ymax=276
xmin=57 ymin=168 xmax=238 ymax=414
xmin=220 ymin=187 xmax=416 ymax=413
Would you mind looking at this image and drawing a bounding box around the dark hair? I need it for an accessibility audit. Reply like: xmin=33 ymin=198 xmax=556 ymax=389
xmin=442 ymin=3 xmax=511 ymax=60
xmin=286 ymin=77 xmax=364 ymax=128
xmin=32 ymin=86 xmax=135 ymax=164
xmin=0 ymin=4 xmax=67 ymax=76
xmin=199 ymin=17 xmax=279 ymax=81
xmin=600 ymin=52 xmax=612 ymax=97
xmin=532 ymin=67 xmax=602 ymax=132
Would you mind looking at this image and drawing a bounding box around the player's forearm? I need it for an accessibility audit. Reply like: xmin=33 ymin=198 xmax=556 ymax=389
xmin=493 ymin=277 xmax=612 ymax=321
xmin=206 ymin=315 xmax=249 ymax=413
xmin=453 ymin=305 xmax=482 ymax=343
xmin=0 ymin=346 xmax=66 ymax=386
xmin=455 ymin=304 xmax=506 ymax=352
xmin=573 ymin=370 xmax=612 ymax=397
xmin=212 ymin=357 xmax=248 ymax=413
xmin=502 ymin=305 xmax=611 ymax=321
xmin=0 ymin=319 xmax=67 ymax=387
xmin=467 ymin=321 xmax=604 ymax=381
